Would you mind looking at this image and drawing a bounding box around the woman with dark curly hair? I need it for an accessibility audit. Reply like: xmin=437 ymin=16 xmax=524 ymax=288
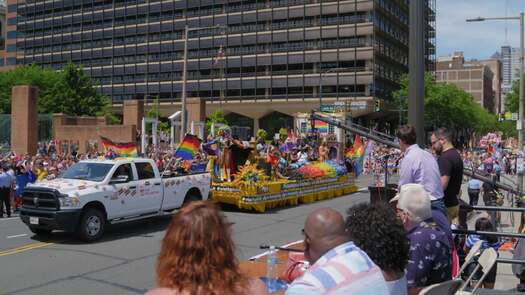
xmin=346 ymin=202 xmax=410 ymax=295
xmin=146 ymin=201 xmax=267 ymax=295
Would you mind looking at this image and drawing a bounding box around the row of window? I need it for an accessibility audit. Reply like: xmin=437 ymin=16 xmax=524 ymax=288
xmin=86 ymin=60 xmax=368 ymax=84
xmin=375 ymin=0 xmax=409 ymax=25
xmin=374 ymin=36 xmax=408 ymax=67
xmin=18 ymin=12 xmax=370 ymax=54
xmin=108 ymin=84 xmax=370 ymax=102
xmin=18 ymin=0 xmax=334 ymax=24
xmin=20 ymin=37 xmax=372 ymax=68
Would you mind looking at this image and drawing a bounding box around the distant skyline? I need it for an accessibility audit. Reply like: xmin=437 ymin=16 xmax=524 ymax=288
xmin=436 ymin=0 xmax=525 ymax=60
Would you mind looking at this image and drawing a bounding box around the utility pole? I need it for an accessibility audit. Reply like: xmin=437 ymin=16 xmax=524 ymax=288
xmin=181 ymin=25 xmax=189 ymax=141
xmin=408 ymin=0 xmax=426 ymax=146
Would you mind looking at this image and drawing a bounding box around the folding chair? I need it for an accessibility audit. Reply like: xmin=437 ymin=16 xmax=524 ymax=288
xmin=455 ymin=247 xmax=498 ymax=295
xmin=419 ymin=278 xmax=462 ymax=295
xmin=456 ymin=240 xmax=483 ymax=279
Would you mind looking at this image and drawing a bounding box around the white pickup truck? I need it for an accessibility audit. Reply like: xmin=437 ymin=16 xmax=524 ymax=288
xmin=19 ymin=158 xmax=211 ymax=241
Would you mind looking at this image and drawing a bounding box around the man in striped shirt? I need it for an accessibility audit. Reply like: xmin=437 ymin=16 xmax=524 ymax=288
xmin=284 ymin=208 xmax=388 ymax=294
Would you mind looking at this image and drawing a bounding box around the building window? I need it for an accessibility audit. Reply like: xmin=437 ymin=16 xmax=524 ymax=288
xmin=7 ymin=4 xmax=17 ymax=13
xmin=6 ymin=31 xmax=17 ymax=39
xmin=6 ymin=57 xmax=16 ymax=65
xmin=6 ymin=44 xmax=16 ymax=52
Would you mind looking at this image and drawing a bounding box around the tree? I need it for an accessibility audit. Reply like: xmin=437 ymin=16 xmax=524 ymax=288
xmin=145 ymin=97 xmax=170 ymax=134
xmin=504 ymin=75 xmax=524 ymax=113
xmin=393 ymin=73 xmax=498 ymax=135
xmin=205 ymin=110 xmax=228 ymax=133
xmin=0 ymin=63 xmax=111 ymax=116
xmin=39 ymin=63 xmax=110 ymax=116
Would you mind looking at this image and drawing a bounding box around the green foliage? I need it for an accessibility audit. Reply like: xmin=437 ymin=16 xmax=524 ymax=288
xmin=205 ymin=110 xmax=228 ymax=133
xmin=497 ymin=120 xmax=518 ymax=138
xmin=279 ymin=128 xmax=288 ymax=141
xmin=0 ymin=63 xmax=110 ymax=116
xmin=256 ymin=129 xmax=268 ymax=140
xmin=393 ymin=73 xmax=498 ymax=134
xmin=146 ymin=96 xmax=160 ymax=119
xmin=504 ymin=75 xmax=524 ymax=113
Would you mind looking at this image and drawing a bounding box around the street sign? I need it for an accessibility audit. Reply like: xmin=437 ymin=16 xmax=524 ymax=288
xmin=320 ymin=103 xmax=346 ymax=113
xmin=502 ymin=112 xmax=519 ymax=121
xmin=348 ymin=101 xmax=368 ymax=110
xmin=320 ymin=101 xmax=370 ymax=112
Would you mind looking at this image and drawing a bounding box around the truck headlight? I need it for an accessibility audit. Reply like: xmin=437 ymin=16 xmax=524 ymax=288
xmin=59 ymin=195 xmax=80 ymax=208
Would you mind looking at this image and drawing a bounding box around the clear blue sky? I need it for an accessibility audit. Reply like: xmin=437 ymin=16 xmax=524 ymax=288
xmin=437 ymin=0 xmax=525 ymax=60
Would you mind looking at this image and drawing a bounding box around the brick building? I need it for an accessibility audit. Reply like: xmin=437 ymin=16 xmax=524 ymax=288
xmin=436 ymin=52 xmax=496 ymax=113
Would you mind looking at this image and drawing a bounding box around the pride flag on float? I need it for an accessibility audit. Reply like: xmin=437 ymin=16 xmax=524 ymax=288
xmin=345 ymin=135 xmax=365 ymax=159
xmin=175 ymin=134 xmax=201 ymax=160
xmin=100 ymin=137 xmax=138 ymax=157
xmin=345 ymin=135 xmax=372 ymax=176
xmin=307 ymin=120 xmax=329 ymax=133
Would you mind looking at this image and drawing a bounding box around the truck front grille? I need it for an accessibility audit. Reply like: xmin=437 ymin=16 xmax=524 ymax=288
xmin=22 ymin=189 xmax=59 ymax=211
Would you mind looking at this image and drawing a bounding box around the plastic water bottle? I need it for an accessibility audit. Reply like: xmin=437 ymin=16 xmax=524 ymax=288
xmin=266 ymin=245 xmax=278 ymax=292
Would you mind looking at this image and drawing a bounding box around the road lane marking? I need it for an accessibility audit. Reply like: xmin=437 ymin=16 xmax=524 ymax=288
xmin=0 ymin=216 xmax=19 ymax=221
xmin=6 ymin=234 xmax=27 ymax=239
xmin=0 ymin=242 xmax=55 ymax=257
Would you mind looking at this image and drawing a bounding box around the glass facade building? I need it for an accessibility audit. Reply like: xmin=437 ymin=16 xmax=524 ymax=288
xmin=5 ymin=0 xmax=435 ymax=119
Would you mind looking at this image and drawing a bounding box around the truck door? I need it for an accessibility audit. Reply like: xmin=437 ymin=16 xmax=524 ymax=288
xmin=134 ymin=162 xmax=163 ymax=213
xmin=107 ymin=163 xmax=140 ymax=218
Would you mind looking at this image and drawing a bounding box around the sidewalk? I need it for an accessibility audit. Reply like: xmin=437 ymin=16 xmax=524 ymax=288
xmin=459 ymin=177 xmax=520 ymax=291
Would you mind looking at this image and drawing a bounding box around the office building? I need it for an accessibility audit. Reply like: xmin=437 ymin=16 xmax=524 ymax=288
xmin=501 ymin=45 xmax=522 ymax=95
xmin=5 ymin=0 xmax=436 ymax=135
xmin=473 ymin=57 xmax=502 ymax=113
xmin=0 ymin=0 xmax=6 ymax=66
xmin=436 ymin=52 xmax=495 ymax=113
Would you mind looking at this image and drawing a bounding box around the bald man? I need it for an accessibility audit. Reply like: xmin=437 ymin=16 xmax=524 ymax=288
xmin=284 ymin=208 xmax=388 ymax=295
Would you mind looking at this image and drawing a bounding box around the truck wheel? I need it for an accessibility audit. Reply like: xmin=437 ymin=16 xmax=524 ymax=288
xmin=183 ymin=192 xmax=201 ymax=206
xmin=77 ymin=208 xmax=105 ymax=242
xmin=29 ymin=227 xmax=52 ymax=236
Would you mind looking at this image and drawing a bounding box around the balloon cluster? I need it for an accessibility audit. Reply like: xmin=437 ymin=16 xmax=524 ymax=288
xmin=297 ymin=161 xmax=347 ymax=179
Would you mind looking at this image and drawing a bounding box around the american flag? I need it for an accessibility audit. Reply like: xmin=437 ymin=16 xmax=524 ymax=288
xmin=213 ymin=45 xmax=225 ymax=66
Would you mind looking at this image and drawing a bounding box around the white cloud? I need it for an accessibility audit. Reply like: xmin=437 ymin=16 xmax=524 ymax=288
xmin=436 ymin=0 xmax=525 ymax=59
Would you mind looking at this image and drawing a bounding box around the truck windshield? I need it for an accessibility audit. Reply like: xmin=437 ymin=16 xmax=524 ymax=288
xmin=62 ymin=163 xmax=114 ymax=182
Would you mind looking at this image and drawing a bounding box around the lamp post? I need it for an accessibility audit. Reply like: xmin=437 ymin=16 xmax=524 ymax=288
xmin=181 ymin=25 xmax=226 ymax=141
xmin=319 ymin=67 xmax=352 ymax=111
xmin=467 ymin=13 xmax=525 ymax=195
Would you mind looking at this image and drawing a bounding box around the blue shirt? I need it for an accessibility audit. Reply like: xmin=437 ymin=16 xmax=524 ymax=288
xmin=15 ymin=171 xmax=36 ymax=197
xmin=468 ymin=179 xmax=482 ymax=190
xmin=398 ymin=144 xmax=444 ymax=200
xmin=466 ymin=234 xmax=501 ymax=251
xmin=406 ymin=220 xmax=452 ymax=288
xmin=285 ymin=241 xmax=388 ymax=295
xmin=0 ymin=172 xmax=12 ymax=188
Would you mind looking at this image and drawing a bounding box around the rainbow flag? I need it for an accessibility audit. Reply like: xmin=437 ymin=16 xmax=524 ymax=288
xmin=100 ymin=137 xmax=137 ymax=157
xmin=308 ymin=120 xmax=329 ymax=133
xmin=345 ymin=135 xmax=365 ymax=159
xmin=175 ymin=134 xmax=201 ymax=160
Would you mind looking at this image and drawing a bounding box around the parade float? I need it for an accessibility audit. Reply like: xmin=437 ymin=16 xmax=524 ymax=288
xmin=210 ymin=113 xmax=357 ymax=212
xmin=211 ymin=161 xmax=357 ymax=212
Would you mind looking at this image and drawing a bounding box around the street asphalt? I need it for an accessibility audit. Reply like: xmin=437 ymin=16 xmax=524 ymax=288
xmin=0 ymin=175 xmax=521 ymax=294
xmin=0 ymin=185 xmax=370 ymax=295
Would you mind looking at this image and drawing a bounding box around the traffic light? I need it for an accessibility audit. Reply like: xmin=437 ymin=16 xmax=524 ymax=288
xmin=374 ymin=100 xmax=380 ymax=112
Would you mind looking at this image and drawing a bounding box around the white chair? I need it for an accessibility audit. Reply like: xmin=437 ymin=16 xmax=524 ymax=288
xmin=456 ymin=240 xmax=483 ymax=279
xmin=419 ymin=278 xmax=463 ymax=295
xmin=456 ymin=247 xmax=498 ymax=295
